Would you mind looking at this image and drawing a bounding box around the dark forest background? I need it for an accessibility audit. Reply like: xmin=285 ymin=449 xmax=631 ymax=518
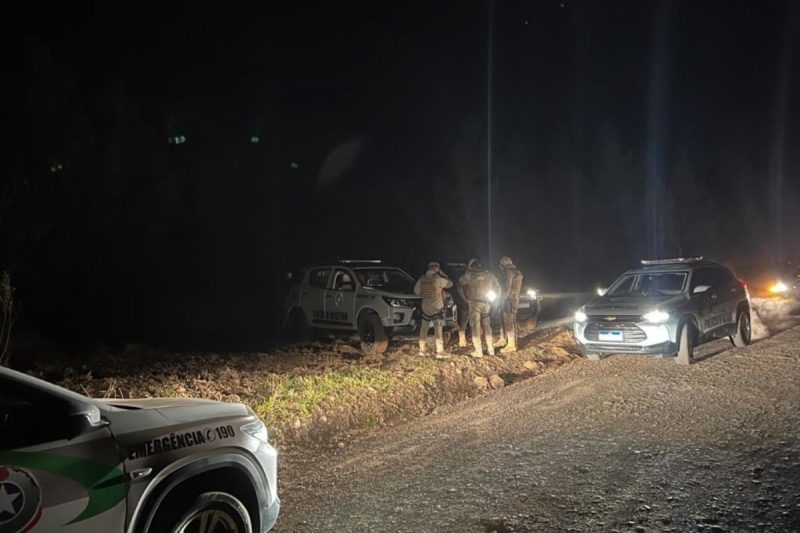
xmin=1 ymin=1 xmax=798 ymax=352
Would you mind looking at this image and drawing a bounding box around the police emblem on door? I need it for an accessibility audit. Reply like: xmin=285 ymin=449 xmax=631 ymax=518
xmin=335 ymin=293 xmax=343 ymax=307
xmin=0 ymin=467 xmax=42 ymax=532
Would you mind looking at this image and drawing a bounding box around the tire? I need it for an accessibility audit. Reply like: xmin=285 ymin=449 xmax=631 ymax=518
xmin=163 ymin=492 xmax=252 ymax=533
xmin=286 ymin=308 xmax=311 ymax=341
xmin=358 ymin=312 xmax=388 ymax=355
xmin=730 ymin=309 xmax=752 ymax=347
xmin=675 ymin=322 xmax=695 ymax=365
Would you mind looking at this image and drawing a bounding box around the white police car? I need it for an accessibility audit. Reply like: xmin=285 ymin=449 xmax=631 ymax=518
xmin=0 ymin=366 xmax=279 ymax=533
xmin=574 ymin=258 xmax=752 ymax=364
xmin=285 ymin=261 xmax=458 ymax=354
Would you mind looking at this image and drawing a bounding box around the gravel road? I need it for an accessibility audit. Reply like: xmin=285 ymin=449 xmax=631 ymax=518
xmin=275 ymin=325 xmax=800 ymax=532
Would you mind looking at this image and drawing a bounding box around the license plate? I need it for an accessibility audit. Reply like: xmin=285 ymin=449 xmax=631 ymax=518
xmin=518 ymin=302 xmax=530 ymax=308
xmin=598 ymin=331 xmax=623 ymax=342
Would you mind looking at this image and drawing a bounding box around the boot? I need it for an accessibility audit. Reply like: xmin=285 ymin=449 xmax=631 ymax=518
xmin=458 ymin=330 xmax=467 ymax=347
xmin=485 ymin=332 xmax=495 ymax=357
xmin=472 ymin=333 xmax=483 ymax=358
xmin=495 ymin=327 xmax=506 ymax=347
xmin=500 ymin=338 xmax=517 ymax=354
xmin=418 ymin=340 xmax=427 ymax=356
xmin=435 ymin=338 xmax=445 ymax=355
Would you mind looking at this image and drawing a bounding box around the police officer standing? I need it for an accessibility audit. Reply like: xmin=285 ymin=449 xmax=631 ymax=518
xmin=498 ymin=256 xmax=524 ymax=353
xmin=414 ymin=261 xmax=453 ymax=356
xmin=459 ymin=258 xmax=501 ymax=358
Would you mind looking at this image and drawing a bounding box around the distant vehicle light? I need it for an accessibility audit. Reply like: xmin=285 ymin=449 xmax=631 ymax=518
xmin=526 ymin=289 xmax=537 ymax=298
xmin=575 ymin=310 xmax=588 ymax=322
xmin=770 ymin=281 xmax=789 ymax=294
xmin=486 ymin=290 xmax=498 ymax=303
xmin=596 ymin=287 xmax=607 ymax=296
xmin=643 ymin=310 xmax=670 ymax=323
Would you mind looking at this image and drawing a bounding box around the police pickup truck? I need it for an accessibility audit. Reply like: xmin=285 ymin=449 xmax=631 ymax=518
xmin=574 ymin=258 xmax=752 ymax=364
xmin=284 ymin=261 xmax=457 ymax=354
xmin=0 ymin=366 xmax=279 ymax=533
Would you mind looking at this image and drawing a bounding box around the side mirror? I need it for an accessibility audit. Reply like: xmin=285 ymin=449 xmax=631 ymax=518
xmin=693 ymin=285 xmax=711 ymax=294
xmin=66 ymin=404 xmax=107 ymax=439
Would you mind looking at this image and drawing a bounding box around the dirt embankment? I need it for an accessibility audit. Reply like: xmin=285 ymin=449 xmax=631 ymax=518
xmin=37 ymin=328 xmax=579 ymax=446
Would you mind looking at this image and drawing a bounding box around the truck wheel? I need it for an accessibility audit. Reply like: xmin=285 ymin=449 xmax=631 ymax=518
xmin=286 ymin=308 xmax=311 ymax=341
xmin=358 ymin=312 xmax=388 ymax=355
xmin=730 ymin=310 xmax=752 ymax=347
xmin=161 ymin=492 xmax=252 ymax=533
xmin=675 ymin=322 xmax=694 ymax=365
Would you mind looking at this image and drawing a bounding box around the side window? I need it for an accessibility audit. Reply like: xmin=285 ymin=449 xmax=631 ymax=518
xmin=308 ymin=268 xmax=331 ymax=290
xmin=0 ymin=378 xmax=74 ymax=450
xmin=332 ymin=269 xmax=355 ymax=292
xmin=691 ymin=268 xmax=715 ymax=290
xmin=715 ymin=268 xmax=737 ymax=288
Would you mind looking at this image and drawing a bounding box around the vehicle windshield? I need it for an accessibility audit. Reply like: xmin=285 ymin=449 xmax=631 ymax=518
xmin=354 ymin=267 xmax=414 ymax=293
xmin=607 ymin=271 xmax=688 ymax=297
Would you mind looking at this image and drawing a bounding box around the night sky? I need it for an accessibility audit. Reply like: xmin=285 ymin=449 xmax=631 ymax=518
xmin=1 ymin=1 xmax=798 ymax=350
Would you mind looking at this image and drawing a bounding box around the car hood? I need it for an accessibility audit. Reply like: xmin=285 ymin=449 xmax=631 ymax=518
xmin=101 ymin=397 xmax=218 ymax=410
xmin=101 ymin=397 xmax=253 ymax=435
xmin=360 ymin=286 xmax=420 ymax=299
xmin=585 ymin=294 xmax=687 ymax=315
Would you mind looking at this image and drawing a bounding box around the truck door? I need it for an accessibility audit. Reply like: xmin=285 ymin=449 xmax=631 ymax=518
xmin=325 ymin=269 xmax=357 ymax=329
xmin=305 ymin=268 xmax=332 ymax=326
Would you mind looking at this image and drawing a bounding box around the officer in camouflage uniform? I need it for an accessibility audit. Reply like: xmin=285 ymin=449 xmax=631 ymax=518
xmin=459 ymin=258 xmax=501 ymax=358
xmin=498 ymin=256 xmax=524 ymax=353
xmin=414 ymin=261 xmax=453 ymax=356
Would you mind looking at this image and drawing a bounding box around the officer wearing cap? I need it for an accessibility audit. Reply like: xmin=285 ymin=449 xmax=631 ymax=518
xmin=498 ymin=256 xmax=524 ymax=353
xmin=459 ymin=258 xmax=501 ymax=358
xmin=414 ymin=261 xmax=453 ymax=356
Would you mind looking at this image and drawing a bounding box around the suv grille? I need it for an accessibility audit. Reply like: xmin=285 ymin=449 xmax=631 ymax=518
xmin=584 ymin=322 xmax=647 ymax=343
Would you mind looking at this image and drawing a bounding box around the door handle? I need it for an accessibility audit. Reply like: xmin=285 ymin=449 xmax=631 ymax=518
xmin=710 ymin=293 xmax=718 ymax=300
xmin=129 ymin=468 xmax=152 ymax=481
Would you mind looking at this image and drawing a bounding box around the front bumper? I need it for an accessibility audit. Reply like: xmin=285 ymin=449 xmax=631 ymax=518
xmin=578 ymin=340 xmax=678 ymax=356
xmin=574 ymin=318 xmax=679 ymax=356
xmin=252 ymin=440 xmax=280 ymax=531
xmin=260 ymin=497 xmax=280 ymax=532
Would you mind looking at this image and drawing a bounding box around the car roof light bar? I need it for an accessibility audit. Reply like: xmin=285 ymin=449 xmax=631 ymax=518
xmin=339 ymin=259 xmax=382 ymax=264
xmin=640 ymin=256 xmax=703 ymax=266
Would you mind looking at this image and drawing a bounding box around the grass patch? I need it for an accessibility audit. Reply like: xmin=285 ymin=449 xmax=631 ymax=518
xmin=252 ymin=367 xmax=396 ymax=425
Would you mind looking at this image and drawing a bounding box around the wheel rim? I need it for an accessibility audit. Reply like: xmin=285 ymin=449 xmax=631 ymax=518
xmin=178 ymin=509 xmax=240 ymax=533
xmin=741 ymin=313 xmax=751 ymax=343
xmin=362 ymin=322 xmax=375 ymax=347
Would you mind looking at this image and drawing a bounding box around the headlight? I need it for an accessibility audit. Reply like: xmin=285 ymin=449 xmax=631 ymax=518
xmin=574 ymin=310 xmax=588 ymax=322
xmin=770 ymin=281 xmax=789 ymax=294
xmin=383 ymin=297 xmax=414 ymax=307
xmin=526 ymin=289 xmax=537 ymax=298
xmin=241 ymin=420 xmax=269 ymax=444
xmin=486 ymin=290 xmax=497 ymax=302
xmin=643 ymin=310 xmax=670 ymax=323
xmin=596 ymin=287 xmax=607 ymax=296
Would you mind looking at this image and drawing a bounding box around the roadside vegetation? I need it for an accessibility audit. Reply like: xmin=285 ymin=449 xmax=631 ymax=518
xmin=36 ymin=328 xmax=579 ymax=446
